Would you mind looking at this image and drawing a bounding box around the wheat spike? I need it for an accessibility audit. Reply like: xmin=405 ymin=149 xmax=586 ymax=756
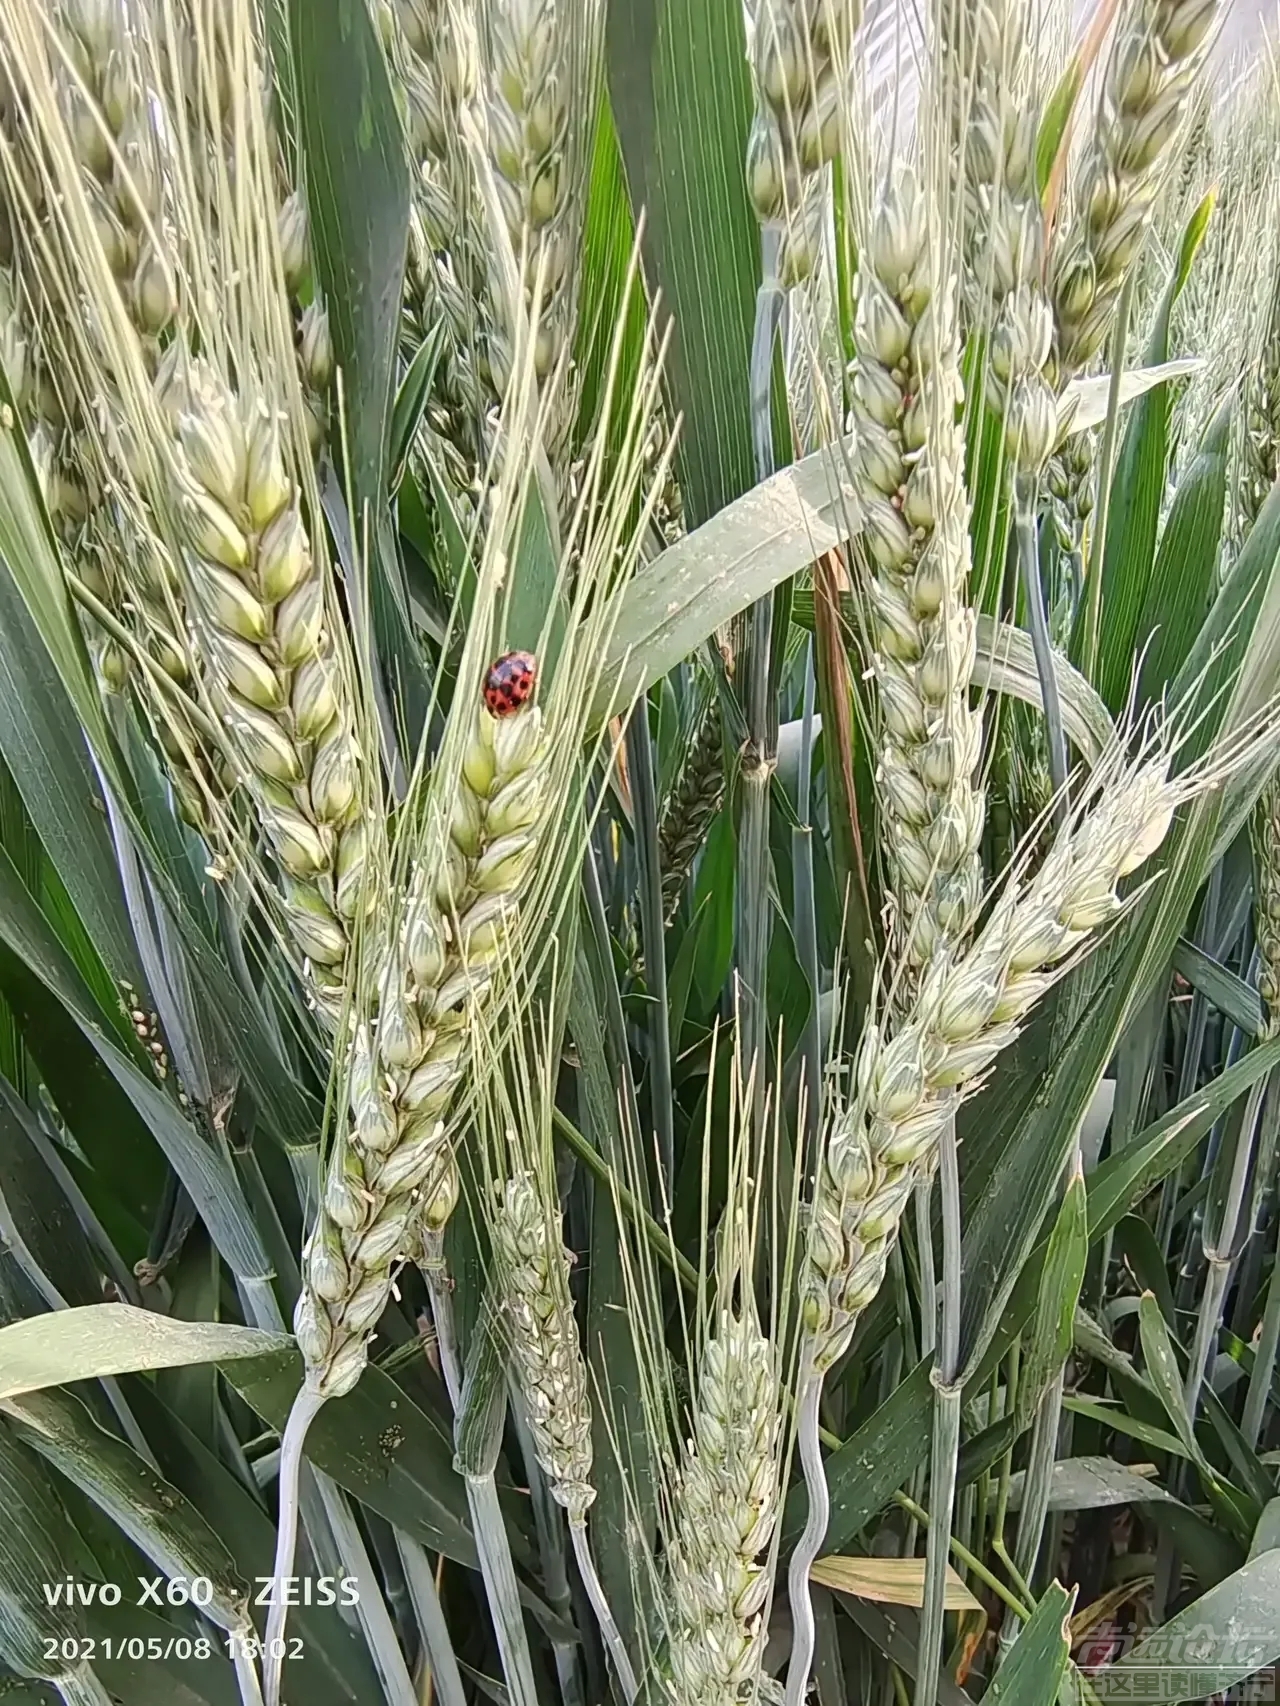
xmin=385 ymin=0 xmax=491 ymax=511
xmin=0 ymin=14 xmax=220 ymax=820
xmin=933 ymin=0 xmax=1059 ymax=475
xmin=160 ymin=353 xmax=367 ymax=1017
xmin=492 ymin=1168 xmax=596 ymax=1515
xmin=802 ymin=735 xmax=1208 ymax=1369
xmin=474 ymin=1015 xmax=641 ymax=1704
xmin=746 ymin=0 xmax=858 ymax=283
xmin=1052 ymin=0 xmax=1219 ymax=376
xmin=1046 ymin=428 xmax=1096 ymax=560
xmin=660 ymin=700 xmax=726 ymax=922
xmin=51 ymin=0 xmax=177 ymax=349
xmin=295 ymin=696 xmax=552 ymax=1398
xmin=480 ymin=0 xmax=599 ymax=496
xmin=846 ymin=169 xmax=985 ymax=973
xmin=937 ymin=0 xmax=1034 ymax=252
xmin=665 ymin=1309 xmax=782 ymax=1706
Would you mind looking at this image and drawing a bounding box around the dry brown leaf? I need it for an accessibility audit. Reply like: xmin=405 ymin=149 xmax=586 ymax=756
xmin=811 ymin=1555 xmax=982 ymax=1613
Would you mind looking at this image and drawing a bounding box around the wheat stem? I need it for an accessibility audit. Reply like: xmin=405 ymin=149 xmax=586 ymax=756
xmin=1081 ymin=274 xmax=1135 ymax=678
xmin=570 ymin=1519 xmax=638 ymax=1704
xmin=735 ymin=259 xmax=785 ymax=1143
xmin=468 ymin=1472 xmax=542 ymax=1706
xmin=913 ymin=1113 xmax=961 ymax=1706
xmin=1185 ymin=1074 xmax=1269 ymax=1417
xmin=1012 ymin=1374 xmax=1062 ymax=1586
xmin=313 ymin=1474 xmax=419 ymax=1706
xmin=1242 ymin=1230 xmax=1280 ymax=1450
xmin=513 ymin=1411 xmax=584 ymax=1706
xmin=263 ymin=1384 xmax=325 ymax=1706
xmin=54 ymin=1669 xmax=117 ymax=1706
xmin=795 ymin=638 xmax=823 ymax=1152
xmin=394 ymin=1532 xmax=469 ymax=1706
xmin=627 ymin=706 xmax=674 ymax=1189
xmin=1253 ymin=782 xmax=1280 ymax=1035
xmin=1015 ymin=493 xmax=1068 ymax=814
xmin=448 ymin=1291 xmax=545 ymax=1706
xmin=784 ymin=1363 xmax=826 ymax=1706
xmin=230 ymin=1642 xmax=267 ymax=1706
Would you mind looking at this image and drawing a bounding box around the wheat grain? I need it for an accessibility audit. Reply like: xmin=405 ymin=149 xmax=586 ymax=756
xmin=846 ymin=169 xmax=985 ymax=973
xmin=1052 ymin=0 xmax=1219 ymax=376
xmin=277 ymin=187 xmax=309 ymax=298
xmin=297 ymin=298 xmax=332 ymax=396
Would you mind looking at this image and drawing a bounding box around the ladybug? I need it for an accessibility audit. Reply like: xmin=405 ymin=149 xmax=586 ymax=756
xmin=483 ymin=650 xmax=537 ymax=718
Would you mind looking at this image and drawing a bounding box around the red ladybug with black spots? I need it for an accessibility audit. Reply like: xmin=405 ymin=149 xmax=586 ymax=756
xmin=483 ymin=650 xmax=537 ymax=718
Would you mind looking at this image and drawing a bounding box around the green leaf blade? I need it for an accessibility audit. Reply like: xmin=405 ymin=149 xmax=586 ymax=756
xmin=0 ymin=1307 xmax=288 ymax=1400
xmin=607 ymin=0 xmax=758 ymax=525
xmin=986 ymin=1582 xmax=1074 ymax=1706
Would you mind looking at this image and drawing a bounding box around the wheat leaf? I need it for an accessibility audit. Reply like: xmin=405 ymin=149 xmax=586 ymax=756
xmin=810 ymin=1555 xmax=982 ymax=1613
